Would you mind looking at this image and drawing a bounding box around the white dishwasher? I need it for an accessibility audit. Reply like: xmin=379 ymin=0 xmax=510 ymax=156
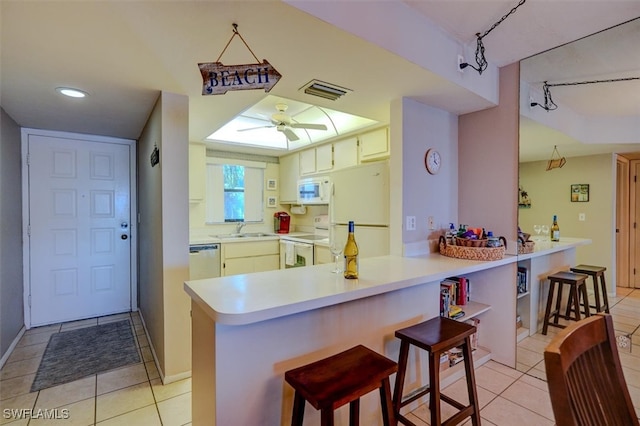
xmin=189 ymin=244 xmax=221 ymax=279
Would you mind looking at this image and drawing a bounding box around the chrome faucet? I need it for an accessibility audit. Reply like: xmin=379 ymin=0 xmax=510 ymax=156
xmin=235 ymin=222 xmax=246 ymax=234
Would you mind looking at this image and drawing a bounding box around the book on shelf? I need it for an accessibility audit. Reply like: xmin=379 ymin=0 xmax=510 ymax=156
xmin=517 ymin=267 xmax=528 ymax=294
xmin=440 ymin=287 xmax=451 ymax=318
xmin=445 ymin=276 xmax=470 ymax=305
xmin=441 ymin=276 xmax=471 ymax=319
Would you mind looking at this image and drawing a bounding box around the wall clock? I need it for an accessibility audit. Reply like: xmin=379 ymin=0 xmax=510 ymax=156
xmin=424 ymin=148 xmax=441 ymax=175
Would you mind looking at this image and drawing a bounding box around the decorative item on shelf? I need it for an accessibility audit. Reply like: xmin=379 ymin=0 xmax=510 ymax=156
xmin=518 ymin=185 xmax=531 ymax=208
xmin=570 ymin=184 xmax=589 ymax=202
xmin=439 ymin=236 xmax=506 ymax=261
xmin=518 ymin=237 xmax=535 ymax=254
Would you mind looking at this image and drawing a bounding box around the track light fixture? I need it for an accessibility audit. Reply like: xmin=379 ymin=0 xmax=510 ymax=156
xmin=530 ymin=76 xmax=640 ymax=111
xmin=459 ymin=0 xmax=527 ymax=75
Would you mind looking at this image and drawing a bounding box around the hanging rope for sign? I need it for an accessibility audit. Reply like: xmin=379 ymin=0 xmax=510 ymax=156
xmin=460 ymin=0 xmax=527 ymax=75
xmin=531 ymin=76 xmax=640 ymax=111
xmin=215 ymin=23 xmax=261 ymax=64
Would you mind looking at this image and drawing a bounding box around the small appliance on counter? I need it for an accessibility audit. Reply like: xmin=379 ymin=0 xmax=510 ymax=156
xmin=273 ymin=211 xmax=291 ymax=234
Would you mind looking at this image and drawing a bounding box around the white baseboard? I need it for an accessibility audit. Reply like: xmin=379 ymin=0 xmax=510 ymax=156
xmin=0 ymin=326 xmax=26 ymax=369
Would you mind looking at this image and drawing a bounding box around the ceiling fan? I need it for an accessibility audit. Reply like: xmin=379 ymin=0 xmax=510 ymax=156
xmin=238 ymin=103 xmax=327 ymax=141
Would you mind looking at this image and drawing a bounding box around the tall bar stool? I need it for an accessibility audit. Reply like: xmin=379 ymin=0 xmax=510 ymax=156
xmin=570 ymin=265 xmax=610 ymax=314
xmin=393 ymin=316 xmax=480 ymax=426
xmin=285 ymin=344 xmax=397 ymax=426
xmin=542 ymin=271 xmax=590 ymax=335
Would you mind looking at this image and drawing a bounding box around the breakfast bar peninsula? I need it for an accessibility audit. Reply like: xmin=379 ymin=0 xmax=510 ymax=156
xmin=184 ymin=238 xmax=589 ymax=425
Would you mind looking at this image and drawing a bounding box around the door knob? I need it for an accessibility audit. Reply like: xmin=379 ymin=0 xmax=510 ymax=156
xmin=121 ymin=234 xmax=128 ymax=240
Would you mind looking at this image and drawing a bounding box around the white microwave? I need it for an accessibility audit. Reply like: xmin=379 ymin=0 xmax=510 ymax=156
xmin=297 ymin=176 xmax=331 ymax=204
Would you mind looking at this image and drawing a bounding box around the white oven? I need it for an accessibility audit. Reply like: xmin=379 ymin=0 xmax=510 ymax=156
xmin=297 ymin=176 xmax=331 ymax=205
xmin=279 ymin=215 xmax=330 ymax=269
xmin=279 ymin=240 xmax=314 ymax=269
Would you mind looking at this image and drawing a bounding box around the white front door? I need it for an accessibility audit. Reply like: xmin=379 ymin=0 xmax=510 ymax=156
xmin=27 ymin=134 xmax=132 ymax=326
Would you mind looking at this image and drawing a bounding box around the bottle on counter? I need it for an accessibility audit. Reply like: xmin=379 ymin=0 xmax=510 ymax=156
xmin=551 ymin=215 xmax=560 ymax=241
xmin=343 ymin=221 xmax=359 ymax=279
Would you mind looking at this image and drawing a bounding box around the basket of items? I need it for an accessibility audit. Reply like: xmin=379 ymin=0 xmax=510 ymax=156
xmin=517 ymin=230 xmax=535 ymax=254
xmin=439 ymin=226 xmax=507 ymax=261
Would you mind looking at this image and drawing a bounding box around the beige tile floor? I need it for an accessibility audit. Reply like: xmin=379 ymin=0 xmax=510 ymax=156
xmin=1 ymin=288 xmax=638 ymax=425
xmin=0 ymin=312 xmax=191 ymax=426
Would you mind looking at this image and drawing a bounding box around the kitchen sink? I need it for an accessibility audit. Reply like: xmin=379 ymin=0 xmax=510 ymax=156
xmin=212 ymin=232 xmax=276 ymax=239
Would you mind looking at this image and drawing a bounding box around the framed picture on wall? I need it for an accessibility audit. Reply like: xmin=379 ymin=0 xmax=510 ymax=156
xmin=267 ymin=196 xmax=277 ymax=207
xmin=267 ymin=179 xmax=277 ymax=191
xmin=571 ymin=184 xmax=589 ymax=202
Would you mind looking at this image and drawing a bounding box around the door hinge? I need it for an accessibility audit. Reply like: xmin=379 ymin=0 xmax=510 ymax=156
xmin=635 ymin=175 xmax=637 ymax=183
xmin=28 ymin=295 xmax=31 ymax=307
xmin=26 ymin=153 xmax=30 ymax=166
xmin=635 ymin=222 xmax=637 ymax=229
xmin=27 ymin=225 xmax=31 ymax=236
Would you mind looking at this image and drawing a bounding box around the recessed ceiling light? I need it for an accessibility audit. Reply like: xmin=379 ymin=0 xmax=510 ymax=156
xmin=55 ymin=87 xmax=88 ymax=98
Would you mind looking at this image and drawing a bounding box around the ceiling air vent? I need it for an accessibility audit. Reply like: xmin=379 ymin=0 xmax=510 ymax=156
xmin=300 ymin=80 xmax=351 ymax=101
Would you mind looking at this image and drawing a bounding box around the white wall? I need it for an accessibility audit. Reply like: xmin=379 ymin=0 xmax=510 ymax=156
xmin=390 ymin=98 xmax=459 ymax=256
xmin=0 ymin=107 xmax=24 ymax=360
xmin=137 ymin=91 xmax=191 ymax=382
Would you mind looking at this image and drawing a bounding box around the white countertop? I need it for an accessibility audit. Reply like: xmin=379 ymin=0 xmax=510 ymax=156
xmin=184 ymin=238 xmax=590 ymax=326
xmin=516 ymin=237 xmax=591 ymax=260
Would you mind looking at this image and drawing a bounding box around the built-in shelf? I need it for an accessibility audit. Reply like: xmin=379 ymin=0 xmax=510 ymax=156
xmin=451 ymin=300 xmax=491 ymax=321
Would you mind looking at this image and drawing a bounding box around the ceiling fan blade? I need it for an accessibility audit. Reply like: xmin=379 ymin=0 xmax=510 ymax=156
xmin=237 ymin=125 xmax=274 ymax=132
xmin=283 ymin=128 xmax=300 ymax=141
xmin=290 ymin=123 xmax=328 ymax=131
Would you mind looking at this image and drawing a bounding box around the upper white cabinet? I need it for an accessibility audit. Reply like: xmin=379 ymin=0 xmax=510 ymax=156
xmin=333 ymin=137 xmax=358 ymax=170
xmin=359 ymin=127 xmax=389 ymax=162
xmin=279 ymin=153 xmax=299 ymax=203
xmin=299 ymin=149 xmax=317 ymax=176
xmin=316 ymin=144 xmax=333 ymax=173
xmin=189 ymin=143 xmax=206 ymax=202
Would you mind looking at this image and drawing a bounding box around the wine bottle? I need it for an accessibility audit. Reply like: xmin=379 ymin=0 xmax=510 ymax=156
xmin=551 ymin=215 xmax=560 ymax=241
xmin=343 ymin=221 xmax=359 ymax=279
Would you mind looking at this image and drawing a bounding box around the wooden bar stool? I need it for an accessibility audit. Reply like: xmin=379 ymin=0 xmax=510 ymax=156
xmin=570 ymin=264 xmax=610 ymax=314
xmin=542 ymin=271 xmax=590 ymax=335
xmin=285 ymin=344 xmax=397 ymax=426
xmin=393 ymin=316 xmax=480 ymax=426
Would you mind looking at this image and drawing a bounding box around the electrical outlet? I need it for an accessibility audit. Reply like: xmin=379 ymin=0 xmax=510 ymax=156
xmin=428 ymin=216 xmax=435 ymax=230
xmin=457 ymin=55 xmax=465 ymax=73
xmin=579 ymin=213 xmax=586 ymax=221
xmin=406 ymin=216 xmax=416 ymax=231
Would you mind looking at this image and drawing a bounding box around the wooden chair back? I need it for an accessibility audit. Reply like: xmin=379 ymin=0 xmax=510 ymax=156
xmin=544 ymin=313 xmax=639 ymax=426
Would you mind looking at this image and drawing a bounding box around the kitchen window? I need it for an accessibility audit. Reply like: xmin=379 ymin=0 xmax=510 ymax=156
xmin=205 ymin=158 xmax=265 ymax=224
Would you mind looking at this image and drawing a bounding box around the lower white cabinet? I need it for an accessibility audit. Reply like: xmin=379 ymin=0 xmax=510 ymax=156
xmin=222 ymin=240 xmax=280 ymax=276
xmin=314 ymin=245 xmax=332 ymax=265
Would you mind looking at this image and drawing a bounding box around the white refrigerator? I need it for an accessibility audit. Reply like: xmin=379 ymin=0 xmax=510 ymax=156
xmin=330 ymin=161 xmax=390 ymax=258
